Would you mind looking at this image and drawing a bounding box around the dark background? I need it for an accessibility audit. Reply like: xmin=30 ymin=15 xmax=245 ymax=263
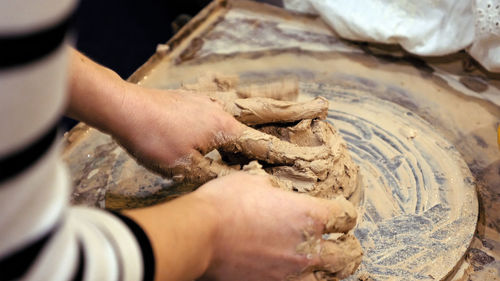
xmin=74 ymin=0 xmax=211 ymax=78
xmin=74 ymin=0 xmax=282 ymax=78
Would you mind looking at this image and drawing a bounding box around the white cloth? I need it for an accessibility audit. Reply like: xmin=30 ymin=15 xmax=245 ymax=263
xmin=283 ymin=0 xmax=500 ymax=72
xmin=470 ymin=1 xmax=500 ymax=71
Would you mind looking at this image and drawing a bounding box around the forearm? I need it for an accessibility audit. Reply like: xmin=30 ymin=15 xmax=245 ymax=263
xmin=66 ymin=47 xmax=130 ymax=134
xmin=124 ymin=192 xmax=218 ymax=281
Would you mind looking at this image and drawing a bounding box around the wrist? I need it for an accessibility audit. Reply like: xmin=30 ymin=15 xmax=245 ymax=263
xmin=95 ymin=78 xmax=134 ymax=136
xmin=123 ymin=191 xmax=219 ymax=281
xmin=67 ymin=48 xmax=131 ymax=135
xmin=189 ymin=190 xmax=220 ymax=271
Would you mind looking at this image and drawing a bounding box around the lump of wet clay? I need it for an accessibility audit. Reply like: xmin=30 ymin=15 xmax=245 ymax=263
xmin=177 ymin=73 xmax=360 ymax=201
xmin=252 ymin=118 xmax=358 ymax=200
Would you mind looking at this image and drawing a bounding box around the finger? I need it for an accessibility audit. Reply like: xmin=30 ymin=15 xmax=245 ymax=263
xmin=296 ymin=234 xmax=363 ymax=280
xmin=220 ymin=127 xmax=330 ymax=165
xmin=225 ymin=97 xmax=329 ymax=126
xmin=308 ymin=196 xmax=358 ymax=234
xmin=159 ymin=151 xmax=236 ymax=186
xmin=318 ymin=234 xmax=363 ymax=274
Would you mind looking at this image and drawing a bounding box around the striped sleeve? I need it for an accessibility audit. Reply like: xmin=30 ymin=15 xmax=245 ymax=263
xmin=0 ymin=1 xmax=154 ymax=280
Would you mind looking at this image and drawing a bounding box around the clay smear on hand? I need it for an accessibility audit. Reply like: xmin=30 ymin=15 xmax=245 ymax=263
xmin=291 ymin=197 xmax=362 ymax=281
xmin=293 ymin=232 xmax=363 ymax=281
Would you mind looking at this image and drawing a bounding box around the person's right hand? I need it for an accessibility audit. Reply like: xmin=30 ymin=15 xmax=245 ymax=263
xmin=125 ymin=172 xmax=362 ymax=281
xmin=195 ymin=172 xmax=362 ymax=281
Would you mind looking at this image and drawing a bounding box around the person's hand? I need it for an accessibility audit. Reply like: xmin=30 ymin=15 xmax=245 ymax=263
xmin=67 ymin=49 xmax=243 ymax=173
xmin=109 ymin=83 xmax=244 ymax=170
xmin=195 ymin=172 xmax=361 ymax=281
xmin=125 ymin=172 xmax=361 ymax=281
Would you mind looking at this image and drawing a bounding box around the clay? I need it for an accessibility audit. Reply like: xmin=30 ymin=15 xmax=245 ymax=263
xmin=224 ymin=96 xmax=329 ymax=126
xmin=176 ymin=74 xmax=359 ymax=200
xmin=242 ymin=161 xmax=292 ymax=190
xmin=237 ymin=79 xmax=299 ymax=101
xmin=165 ymin=75 xmax=362 ymax=280
xmin=215 ymin=119 xmax=359 ymax=199
xmin=223 ymin=127 xmax=330 ymax=164
xmin=161 ymin=99 xmax=359 ymax=200
xmin=182 ymin=72 xmax=299 ymax=101
xmin=257 ymin=119 xmax=359 ymax=200
xmin=324 ymin=197 xmax=358 ymax=233
xmin=151 ymin=75 xmax=361 ymax=201
xmin=182 ymin=72 xmax=240 ymax=92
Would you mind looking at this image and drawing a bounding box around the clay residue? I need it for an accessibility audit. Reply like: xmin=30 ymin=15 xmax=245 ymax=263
xmin=324 ymin=197 xmax=358 ymax=233
xmin=228 ymin=96 xmax=328 ymax=126
xmin=182 ymin=72 xmax=240 ymax=92
xmin=292 ymin=232 xmax=363 ymax=281
xmin=182 ymin=72 xmax=299 ymax=101
xmin=237 ymin=79 xmax=299 ymax=101
xmin=257 ymin=119 xmax=359 ymax=200
xmin=459 ymin=76 xmax=489 ymax=93
xmin=225 ymin=120 xmax=359 ymax=200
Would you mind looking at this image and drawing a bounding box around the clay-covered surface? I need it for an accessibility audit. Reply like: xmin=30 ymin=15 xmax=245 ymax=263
xmin=301 ymin=82 xmax=477 ymax=280
xmin=64 ymin=1 xmax=500 ymax=280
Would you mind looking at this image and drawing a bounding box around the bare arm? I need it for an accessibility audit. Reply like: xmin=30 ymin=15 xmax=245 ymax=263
xmin=66 ymin=48 xmax=127 ymax=134
xmin=66 ymin=48 xmax=243 ymax=166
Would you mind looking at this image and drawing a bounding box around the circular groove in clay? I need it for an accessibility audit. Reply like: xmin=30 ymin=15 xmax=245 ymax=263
xmin=301 ymin=83 xmax=478 ymax=281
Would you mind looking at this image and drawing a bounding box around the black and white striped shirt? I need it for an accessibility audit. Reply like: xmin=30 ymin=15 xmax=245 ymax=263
xmin=0 ymin=1 xmax=154 ymax=280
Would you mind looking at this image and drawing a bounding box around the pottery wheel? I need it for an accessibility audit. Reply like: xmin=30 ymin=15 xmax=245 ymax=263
xmin=65 ymin=80 xmax=479 ymax=280
xmin=299 ymin=82 xmax=478 ymax=280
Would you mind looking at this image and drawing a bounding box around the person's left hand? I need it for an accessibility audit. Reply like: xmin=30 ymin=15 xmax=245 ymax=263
xmin=109 ymin=83 xmax=245 ymax=172
xmin=67 ymin=49 xmax=243 ymax=172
